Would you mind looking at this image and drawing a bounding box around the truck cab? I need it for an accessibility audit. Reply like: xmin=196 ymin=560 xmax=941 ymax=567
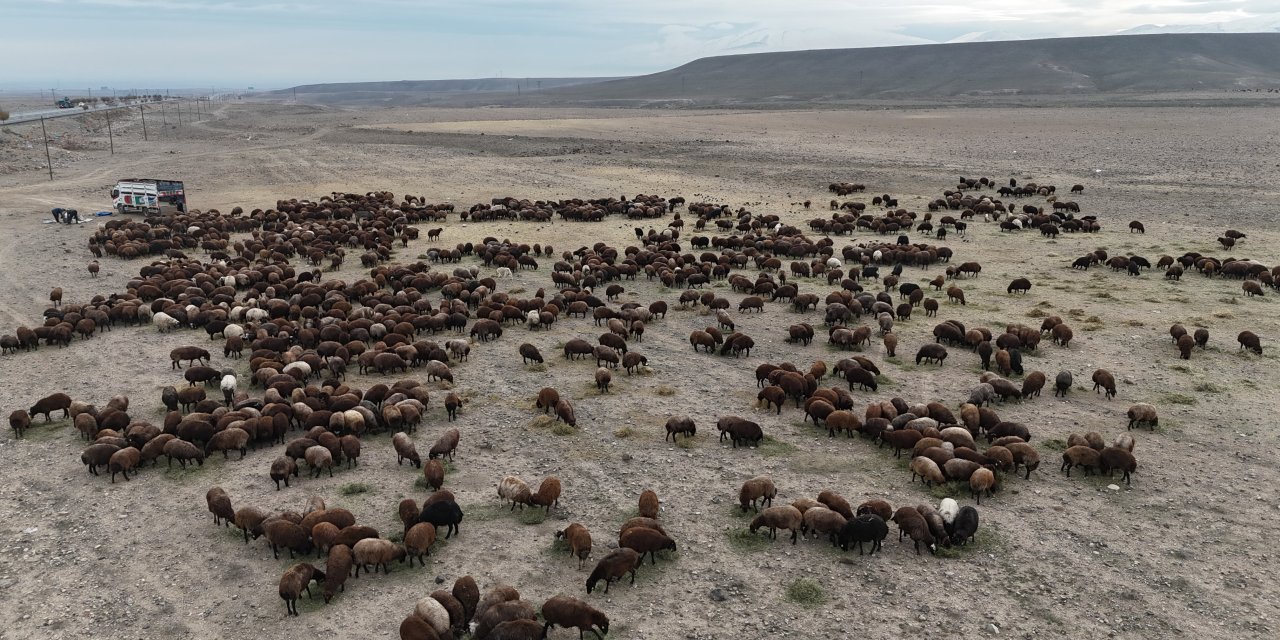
xmin=112 ymin=179 xmax=186 ymax=215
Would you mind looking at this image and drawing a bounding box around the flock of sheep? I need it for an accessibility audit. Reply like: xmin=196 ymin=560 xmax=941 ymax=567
xmin=2 ymin=177 xmax=1269 ymax=637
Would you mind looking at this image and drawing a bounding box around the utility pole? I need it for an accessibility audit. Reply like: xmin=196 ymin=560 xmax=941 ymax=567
xmin=106 ymin=108 xmax=114 ymax=154
xmin=40 ymin=116 xmax=53 ymax=181
xmin=176 ymin=100 xmax=182 ymax=127
xmin=139 ymin=104 xmax=148 ymax=140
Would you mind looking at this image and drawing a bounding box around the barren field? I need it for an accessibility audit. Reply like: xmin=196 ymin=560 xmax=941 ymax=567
xmin=0 ymin=100 xmax=1278 ymax=640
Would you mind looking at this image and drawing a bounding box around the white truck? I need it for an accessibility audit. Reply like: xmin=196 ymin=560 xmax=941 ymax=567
xmin=111 ymin=179 xmax=187 ymax=215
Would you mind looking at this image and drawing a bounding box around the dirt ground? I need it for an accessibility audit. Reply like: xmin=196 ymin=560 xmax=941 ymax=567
xmin=0 ymin=99 xmax=1278 ymax=640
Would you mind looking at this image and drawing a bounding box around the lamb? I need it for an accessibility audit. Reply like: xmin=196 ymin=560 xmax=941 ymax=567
xmin=405 ymin=522 xmax=438 ymax=567
xmin=1061 ymin=446 xmax=1102 ymax=476
xmin=664 ymin=416 xmax=696 ymax=441
xmin=970 ymin=467 xmax=996 ymax=504
xmin=305 ymin=445 xmax=334 ymax=478
xmin=498 ymin=476 xmax=533 ymax=510
xmin=108 ymin=446 xmax=141 ymax=483
xmin=619 ymin=526 xmax=677 ymax=563
xmin=317 ymin=544 xmax=353 ymax=603
xmin=352 ymin=537 xmax=406 ymax=576
xmin=891 ymin=507 xmax=936 ymax=555
xmin=949 ymin=506 xmax=979 ymax=546
xmin=1127 ymin=403 xmax=1158 ymax=430
xmin=1099 ymin=447 xmax=1137 ymax=485
xmin=1054 ymin=371 xmax=1072 ymax=397
xmin=206 ymin=487 xmax=234 ymax=527
xmin=279 ymin=562 xmax=325 ymax=616
xmin=749 ymin=505 xmax=804 ymax=544
xmin=539 ymin=595 xmax=610 ymax=640
xmin=910 ymin=456 xmax=945 ymax=486
xmin=393 ymin=432 xmax=422 ymax=468
xmin=1091 ymin=369 xmax=1117 ymax=399
xmin=835 ymin=513 xmax=889 ymax=554
xmin=638 ymin=489 xmax=660 ymax=519
xmin=530 ymin=476 xmax=561 ymax=512
xmin=738 ymin=475 xmax=776 ymax=512
xmin=586 ymin=548 xmax=642 ymax=594
xmin=28 ymin=392 xmax=72 ymax=422
xmin=556 ymin=523 xmax=593 ymax=569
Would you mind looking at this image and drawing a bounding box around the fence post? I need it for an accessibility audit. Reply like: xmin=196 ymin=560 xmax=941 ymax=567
xmin=106 ymin=108 xmax=114 ymax=155
xmin=139 ymin=105 xmax=148 ymax=141
xmin=40 ymin=116 xmax=53 ymax=181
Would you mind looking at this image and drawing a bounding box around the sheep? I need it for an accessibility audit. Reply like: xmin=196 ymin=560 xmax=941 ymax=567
xmin=664 ymin=416 xmax=696 ymax=441
xmin=498 ymin=476 xmax=533 ymax=510
xmin=749 ymin=505 xmax=804 ymax=544
xmin=586 ymin=548 xmax=641 ymax=594
xmin=1054 ymin=371 xmax=1072 ymax=397
xmin=1127 ymin=403 xmax=1158 ymax=430
xmin=1099 ymin=447 xmax=1137 ymax=485
xmin=453 ymin=575 xmax=480 ymax=625
xmin=414 ymin=596 xmax=452 ymax=638
xmin=836 ymin=513 xmax=888 ymax=554
xmin=1061 ymin=446 xmax=1102 ymax=476
xmin=554 ymin=399 xmax=577 ymax=427
xmin=305 ymin=445 xmax=334 ymax=478
xmin=152 ymin=312 xmax=180 ymax=333
xmin=1194 ymin=328 xmax=1209 ymax=348
xmin=419 ymin=459 xmax=445 ymax=493
xmin=390 ymin=432 xmax=422 ymax=468
xmin=206 ymin=427 xmax=250 ymax=460
xmin=620 ymin=526 xmax=678 ymax=562
xmin=594 ymin=367 xmax=612 ymax=393
xmin=279 ymin=562 xmax=325 ymax=616
xmin=1021 ymin=371 xmax=1046 ymax=398
xmin=531 ymin=476 xmax=561 ymax=512
xmin=170 ymin=346 xmax=212 ymax=369
xmin=429 ymin=590 xmax=467 ymax=635
xmin=717 ymin=416 xmax=763 ymax=448
xmin=519 ymin=343 xmax=543 ymax=364
xmin=270 ymin=456 xmax=299 ymax=490
xmin=400 ymin=615 xmax=441 ymax=640
xmin=816 ymin=490 xmax=854 ymax=519
xmin=429 ymin=428 xmax=460 ymax=461
xmin=936 ymin=498 xmax=960 ymax=529
xmin=473 ymin=599 xmax=538 ymax=639
xmin=108 ymin=446 xmax=141 ymax=483
xmin=352 ymin=538 xmax=405 ymax=576
xmin=321 ymin=544 xmax=353 ymax=603
xmin=541 ymin=596 xmax=610 ymax=640
xmin=220 ymin=374 xmax=237 ymax=406
xmin=488 ymin=620 xmax=544 ymax=640
xmin=28 ymin=392 xmax=72 ymax=422
xmin=234 ymin=506 xmax=269 ymax=543
xmin=738 ymin=475 xmax=776 ymax=513
xmin=909 ymin=456 xmax=945 ymax=486
xmin=405 ymin=522 xmax=438 ymax=567
xmin=855 ymin=499 xmax=893 ymax=521
xmin=880 ymin=428 xmax=924 ymax=457
xmin=556 ymin=523 xmax=593 ymax=569
xmin=9 ymin=410 xmax=31 ymax=438
xmin=891 ymin=507 xmax=936 ymax=555
xmin=1091 ymin=369 xmax=1117 ymax=400
xmin=801 ymin=506 xmax=847 ymax=542
xmin=1238 ymin=330 xmax=1262 ymax=355
xmin=970 ymin=467 xmax=996 ymax=504
xmin=949 ymin=505 xmax=979 ymax=546
xmin=1005 ymin=442 xmax=1041 ymax=479
xmin=206 ymin=487 xmax=234 ymax=526
xmin=1112 ymin=433 xmax=1136 ymax=452
xmin=637 ymin=489 xmax=660 ymax=519
xmin=417 ymin=499 xmax=464 ymax=539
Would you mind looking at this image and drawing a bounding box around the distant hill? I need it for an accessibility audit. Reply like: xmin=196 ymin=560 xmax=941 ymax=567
xmin=542 ymin=33 xmax=1280 ymax=102
xmin=271 ymin=78 xmax=620 ymax=105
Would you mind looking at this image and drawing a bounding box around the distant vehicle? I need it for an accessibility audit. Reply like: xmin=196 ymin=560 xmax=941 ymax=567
xmin=56 ymin=97 xmax=75 ymax=108
xmin=111 ymin=179 xmax=186 ymax=215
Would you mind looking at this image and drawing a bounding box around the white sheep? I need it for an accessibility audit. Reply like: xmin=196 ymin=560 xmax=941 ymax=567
xmin=526 ymin=310 xmax=541 ymax=326
xmin=220 ymin=276 xmax=236 ymax=288
xmin=826 ymin=257 xmax=843 ymax=269
xmin=244 ymin=308 xmax=269 ymax=323
xmin=369 ymin=323 xmax=387 ymax=339
xmin=223 ymin=323 xmax=245 ymax=339
xmin=872 ymin=249 xmax=883 ymax=262
xmin=938 ymin=498 xmax=959 ymax=525
xmin=413 ymin=596 xmax=451 ymax=637
xmin=153 ymin=312 xmax=179 ymax=333
xmin=220 ymin=374 xmax=237 ymax=405
xmin=283 ymin=361 xmax=312 ymax=380
xmin=495 ymin=267 xmax=513 ymax=279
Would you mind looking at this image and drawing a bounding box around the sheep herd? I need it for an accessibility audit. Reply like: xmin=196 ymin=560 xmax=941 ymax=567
xmin=1 ymin=176 xmax=1271 ymax=637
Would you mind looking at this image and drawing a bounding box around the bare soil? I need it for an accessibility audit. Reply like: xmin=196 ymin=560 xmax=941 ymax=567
xmin=0 ymin=100 xmax=1278 ymax=640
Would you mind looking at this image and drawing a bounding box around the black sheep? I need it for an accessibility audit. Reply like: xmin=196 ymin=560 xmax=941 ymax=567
xmin=1008 ymin=349 xmax=1023 ymax=375
xmin=417 ymin=500 xmax=464 ymax=539
xmin=835 ymin=514 xmax=888 ymax=555
xmin=949 ymin=506 xmax=979 ymax=546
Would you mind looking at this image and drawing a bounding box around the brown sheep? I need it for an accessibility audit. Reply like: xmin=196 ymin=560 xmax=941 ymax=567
xmin=28 ymin=392 xmax=72 ymax=422
xmin=1091 ymin=369 xmax=1116 ymax=400
xmin=556 ymin=523 xmax=593 ymax=569
xmin=270 ymin=456 xmax=298 ymax=490
xmin=206 ymin=487 xmax=234 ymax=527
xmin=305 ymin=445 xmax=334 ymax=478
xmin=594 ymin=367 xmax=612 ymax=393
xmin=453 ymin=576 xmax=480 ymax=625
xmin=279 ymin=562 xmax=325 ymax=616
xmin=352 ymin=538 xmax=405 ymax=576
xmin=816 ymin=490 xmax=854 ymax=518
xmin=424 ymin=459 xmax=445 ymax=491
xmin=1127 ymin=403 xmax=1158 ymax=430
xmin=909 ymin=456 xmax=945 ymax=486
xmin=638 ymin=489 xmax=660 ymax=519
xmin=1061 ymin=446 xmax=1101 ymax=476
xmin=1238 ymin=330 xmax=1262 ymax=355
xmin=498 ymin=476 xmax=533 ymax=510
xmin=311 ymin=522 xmax=340 ymax=557
xmin=9 ymin=410 xmax=32 ymax=438
xmin=540 ymin=595 xmax=609 ymax=640
xmin=1176 ymin=333 xmax=1195 ymax=359
xmin=891 ymin=507 xmax=936 ymax=555
xmin=586 ymin=548 xmax=641 ymax=594
xmin=234 ymin=506 xmax=269 ymax=543
xmin=405 ymin=522 xmax=437 ymax=567
xmin=393 ymin=432 xmax=422 ymax=468
xmin=1099 ymin=447 xmax=1137 ymax=485
xmin=264 ymin=519 xmax=313 ymax=559
xmin=749 ymin=505 xmax=804 ymax=544
xmin=530 ymin=476 xmax=562 ymax=512
xmin=801 ymin=506 xmax=847 ymax=542
xmin=554 ymin=399 xmax=577 ymax=427
xmin=535 ymin=387 xmax=559 ymax=413
xmin=738 ymin=475 xmax=776 ymax=512
xmin=444 ymin=392 xmax=463 ymax=421
xmin=321 ymin=544 xmax=353 ymax=603
xmin=664 ymin=416 xmax=696 ymax=441
xmin=398 ymin=499 xmax=420 ymax=534
xmin=619 ymin=526 xmax=677 ymax=563
xmin=108 ymin=446 xmax=141 ymax=483
xmin=1194 ymin=328 xmax=1209 ymax=348
xmin=429 ymin=428 xmax=460 ymax=461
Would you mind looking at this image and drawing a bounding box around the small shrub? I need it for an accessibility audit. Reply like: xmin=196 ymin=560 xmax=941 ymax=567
xmin=614 ymin=426 xmax=635 ymax=438
xmin=339 ymin=483 xmax=372 ymax=496
xmin=1025 ymin=308 xmax=1047 ymax=318
xmin=1041 ymin=438 xmax=1067 ymax=451
xmin=551 ymin=423 xmax=578 ymax=436
xmin=655 ymin=385 xmax=676 ymax=396
xmin=1067 ymin=308 xmax=1086 ymax=317
xmin=785 ymin=579 xmax=826 ymax=608
xmin=1163 ymin=393 xmax=1197 ymax=405
xmin=1125 ymin=319 xmax=1144 ymax=327
xmin=757 ymin=436 xmax=798 ymax=457
xmin=0 ymin=109 xmax=10 ymax=122
xmin=1193 ymin=382 xmax=1221 ymax=394
xmin=1213 ymin=310 xmax=1235 ymax=319
xmin=1168 ymin=364 xmax=1191 ymax=373
xmin=526 ymin=363 xmax=548 ymax=372
xmin=518 ymin=509 xmax=546 ymax=525
xmin=530 ymin=415 xmax=558 ymax=430
xmin=726 ymin=528 xmax=769 ymax=552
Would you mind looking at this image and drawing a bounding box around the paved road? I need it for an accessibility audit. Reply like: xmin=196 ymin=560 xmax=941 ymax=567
xmin=1 ymin=101 xmax=171 ymax=127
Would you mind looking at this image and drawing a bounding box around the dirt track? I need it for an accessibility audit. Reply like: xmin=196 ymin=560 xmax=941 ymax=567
xmin=0 ymin=100 xmax=1278 ymax=640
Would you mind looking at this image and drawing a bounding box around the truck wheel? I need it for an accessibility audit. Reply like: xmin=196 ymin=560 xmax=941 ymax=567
xmin=116 ymin=205 xmax=125 ymax=215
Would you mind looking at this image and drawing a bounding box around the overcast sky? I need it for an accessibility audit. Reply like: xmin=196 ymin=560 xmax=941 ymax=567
xmin=3 ymin=0 xmax=1278 ymax=90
